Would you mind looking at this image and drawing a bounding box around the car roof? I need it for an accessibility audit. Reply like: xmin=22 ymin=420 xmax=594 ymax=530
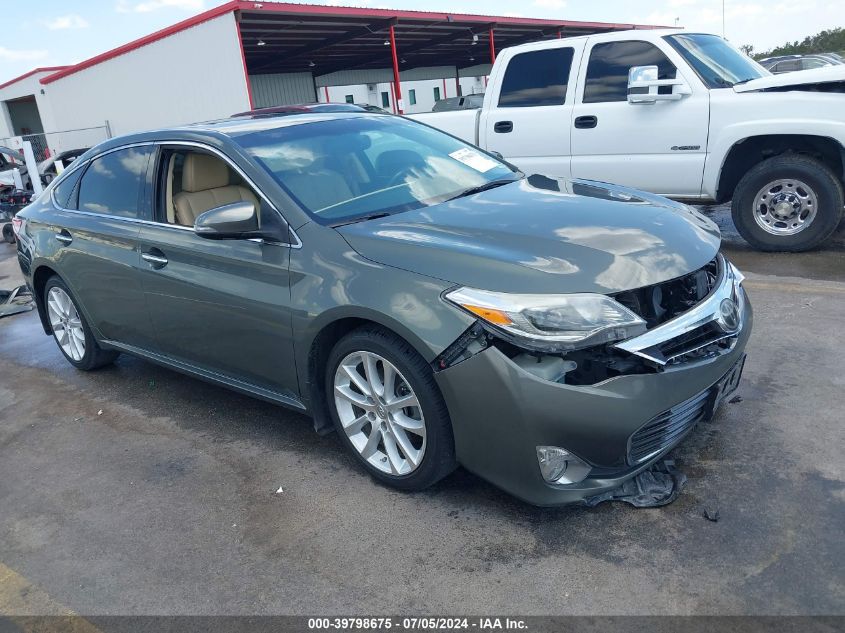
xmin=231 ymin=103 xmax=367 ymax=117
xmin=82 ymin=112 xmax=387 ymax=155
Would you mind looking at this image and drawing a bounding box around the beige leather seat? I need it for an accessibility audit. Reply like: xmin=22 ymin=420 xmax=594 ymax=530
xmin=172 ymin=153 xmax=259 ymax=226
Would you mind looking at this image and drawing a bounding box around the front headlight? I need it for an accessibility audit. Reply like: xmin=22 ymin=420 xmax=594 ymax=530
xmin=445 ymin=287 xmax=647 ymax=352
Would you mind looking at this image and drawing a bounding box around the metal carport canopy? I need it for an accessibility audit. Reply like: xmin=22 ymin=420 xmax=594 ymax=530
xmin=236 ymin=3 xmax=662 ymax=77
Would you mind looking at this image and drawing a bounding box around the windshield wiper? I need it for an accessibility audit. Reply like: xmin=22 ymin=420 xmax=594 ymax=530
xmin=445 ymin=177 xmax=521 ymax=202
xmin=329 ymin=212 xmax=391 ymax=228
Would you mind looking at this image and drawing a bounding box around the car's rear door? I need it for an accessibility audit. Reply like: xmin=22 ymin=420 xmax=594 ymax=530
xmin=44 ymin=144 xmax=157 ymax=350
xmin=478 ymin=40 xmax=584 ymax=178
xmin=136 ymin=144 xmax=300 ymax=404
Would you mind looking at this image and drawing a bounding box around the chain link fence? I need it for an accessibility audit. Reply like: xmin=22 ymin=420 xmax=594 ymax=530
xmin=1 ymin=123 xmax=111 ymax=163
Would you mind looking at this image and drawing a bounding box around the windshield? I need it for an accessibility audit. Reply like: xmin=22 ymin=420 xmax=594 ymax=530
xmin=665 ymin=33 xmax=768 ymax=88
xmin=234 ymin=115 xmax=517 ymax=224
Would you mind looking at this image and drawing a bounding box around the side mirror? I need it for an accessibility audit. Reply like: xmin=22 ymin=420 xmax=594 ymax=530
xmin=628 ymin=65 xmax=692 ymax=104
xmin=194 ymin=201 xmax=260 ymax=240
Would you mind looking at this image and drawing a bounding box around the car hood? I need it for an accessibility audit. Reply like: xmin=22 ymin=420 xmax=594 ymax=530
xmin=734 ymin=65 xmax=845 ymax=92
xmin=336 ymin=175 xmax=721 ymax=295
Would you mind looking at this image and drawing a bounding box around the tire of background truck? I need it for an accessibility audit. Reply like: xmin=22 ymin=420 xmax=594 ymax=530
xmin=43 ymin=276 xmax=119 ymax=371
xmin=731 ymin=153 xmax=844 ymax=252
xmin=2 ymin=223 xmax=14 ymax=243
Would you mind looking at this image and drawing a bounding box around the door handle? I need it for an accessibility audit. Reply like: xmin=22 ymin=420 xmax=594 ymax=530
xmin=574 ymin=115 xmax=598 ymax=129
xmin=141 ymin=249 xmax=168 ymax=268
xmin=493 ymin=120 xmax=513 ymax=133
xmin=55 ymin=230 xmax=73 ymax=245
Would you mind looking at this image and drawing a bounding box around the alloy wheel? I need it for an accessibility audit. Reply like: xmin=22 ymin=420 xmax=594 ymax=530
xmin=333 ymin=351 xmax=426 ymax=476
xmin=753 ymin=178 xmax=818 ymax=236
xmin=47 ymin=287 xmax=86 ymax=361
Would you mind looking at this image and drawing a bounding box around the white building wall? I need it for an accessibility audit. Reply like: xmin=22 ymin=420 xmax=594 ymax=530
xmin=319 ymin=76 xmax=486 ymax=114
xmin=44 ymin=13 xmax=250 ymax=138
xmin=0 ymin=70 xmax=61 ymax=139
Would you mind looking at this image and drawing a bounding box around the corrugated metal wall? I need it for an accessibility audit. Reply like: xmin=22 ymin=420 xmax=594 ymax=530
xmin=45 ymin=13 xmax=250 ymax=137
xmin=249 ymin=73 xmax=316 ymax=108
xmin=314 ymin=65 xmax=490 ymax=87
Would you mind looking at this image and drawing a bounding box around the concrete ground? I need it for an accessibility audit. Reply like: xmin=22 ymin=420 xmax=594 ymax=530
xmin=0 ymin=206 xmax=843 ymax=616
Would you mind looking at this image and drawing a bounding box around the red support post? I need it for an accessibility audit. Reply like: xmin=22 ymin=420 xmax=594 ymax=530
xmin=389 ymin=24 xmax=403 ymax=114
xmin=324 ymin=86 xmax=330 ymax=102
xmin=488 ymin=26 xmax=496 ymax=64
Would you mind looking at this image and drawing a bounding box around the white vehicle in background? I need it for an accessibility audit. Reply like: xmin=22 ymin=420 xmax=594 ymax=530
xmin=410 ymin=30 xmax=845 ymax=251
xmin=0 ymin=146 xmax=31 ymax=192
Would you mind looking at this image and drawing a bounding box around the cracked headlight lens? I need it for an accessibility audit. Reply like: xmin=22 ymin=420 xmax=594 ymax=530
xmin=445 ymin=287 xmax=647 ymax=351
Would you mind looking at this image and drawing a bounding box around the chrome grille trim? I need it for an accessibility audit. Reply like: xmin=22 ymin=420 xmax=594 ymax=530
xmin=614 ymin=254 xmax=746 ymax=366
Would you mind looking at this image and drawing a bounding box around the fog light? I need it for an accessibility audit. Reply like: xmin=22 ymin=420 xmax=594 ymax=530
xmin=536 ymin=446 xmax=591 ymax=485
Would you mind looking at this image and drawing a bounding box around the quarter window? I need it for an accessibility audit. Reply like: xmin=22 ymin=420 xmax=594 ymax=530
xmin=344 ymin=94 xmax=354 ymax=103
xmin=583 ymin=41 xmax=677 ymax=103
xmin=77 ymin=146 xmax=151 ymax=218
xmin=498 ymin=47 xmax=575 ymax=107
xmin=52 ymin=167 xmax=84 ymax=209
xmin=381 ymin=91 xmax=390 ymax=108
xmin=409 ymin=89 xmax=417 ymax=105
xmin=433 ymin=86 xmax=441 ymax=101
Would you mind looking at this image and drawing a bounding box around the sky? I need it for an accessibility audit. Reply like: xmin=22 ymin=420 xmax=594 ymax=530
xmin=2 ymin=0 xmax=844 ymax=85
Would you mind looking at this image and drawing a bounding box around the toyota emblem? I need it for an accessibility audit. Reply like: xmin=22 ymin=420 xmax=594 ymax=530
xmin=718 ymin=298 xmax=740 ymax=332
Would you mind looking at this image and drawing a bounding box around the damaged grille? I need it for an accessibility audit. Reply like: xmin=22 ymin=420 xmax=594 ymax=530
xmin=628 ymin=388 xmax=711 ymax=464
xmin=614 ymin=258 xmax=719 ymax=329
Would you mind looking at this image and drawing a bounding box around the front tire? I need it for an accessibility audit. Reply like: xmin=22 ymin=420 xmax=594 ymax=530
xmin=326 ymin=326 xmax=457 ymax=491
xmin=44 ymin=276 xmax=119 ymax=370
xmin=731 ymin=154 xmax=844 ymax=252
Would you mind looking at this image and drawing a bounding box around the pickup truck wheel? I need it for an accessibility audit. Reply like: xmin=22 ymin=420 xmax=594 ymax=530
xmin=731 ymin=154 xmax=844 ymax=252
xmin=326 ymin=326 xmax=457 ymax=491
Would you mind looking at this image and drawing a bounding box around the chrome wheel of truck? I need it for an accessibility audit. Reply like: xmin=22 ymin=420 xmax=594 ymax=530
xmin=753 ymin=178 xmax=817 ymax=236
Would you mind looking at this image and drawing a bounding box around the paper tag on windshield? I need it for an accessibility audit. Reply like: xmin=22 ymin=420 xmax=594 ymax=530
xmin=449 ymin=148 xmax=499 ymax=173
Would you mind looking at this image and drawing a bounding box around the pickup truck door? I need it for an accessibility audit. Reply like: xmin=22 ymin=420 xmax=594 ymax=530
xmin=569 ymin=38 xmax=710 ymax=197
xmin=479 ymin=40 xmax=585 ymax=179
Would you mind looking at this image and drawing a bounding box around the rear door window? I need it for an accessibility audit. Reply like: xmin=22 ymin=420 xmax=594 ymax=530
xmin=77 ymin=146 xmax=152 ymax=219
xmin=498 ymin=47 xmax=575 ymax=107
xmin=583 ymin=40 xmax=676 ymax=103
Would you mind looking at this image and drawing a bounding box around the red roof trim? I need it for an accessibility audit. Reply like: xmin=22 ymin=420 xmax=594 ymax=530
xmin=0 ymin=66 xmax=69 ymax=91
xmin=38 ymin=0 xmax=668 ymax=86
xmin=41 ymin=1 xmax=241 ymax=85
xmin=234 ymin=2 xmax=661 ymax=29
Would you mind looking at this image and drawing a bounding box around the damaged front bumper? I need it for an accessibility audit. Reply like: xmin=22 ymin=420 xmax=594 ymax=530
xmin=433 ymin=259 xmax=752 ymax=507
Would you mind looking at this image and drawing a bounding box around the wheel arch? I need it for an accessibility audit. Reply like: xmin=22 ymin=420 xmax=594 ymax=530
xmin=31 ymin=263 xmax=60 ymax=335
xmin=300 ymin=308 xmax=449 ymax=435
xmin=715 ymin=134 xmax=845 ymax=203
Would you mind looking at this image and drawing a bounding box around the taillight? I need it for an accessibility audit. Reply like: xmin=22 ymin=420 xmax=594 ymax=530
xmin=11 ymin=217 xmax=23 ymax=237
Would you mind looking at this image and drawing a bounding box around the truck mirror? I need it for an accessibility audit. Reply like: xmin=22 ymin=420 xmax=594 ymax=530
xmin=628 ymin=65 xmax=692 ymax=104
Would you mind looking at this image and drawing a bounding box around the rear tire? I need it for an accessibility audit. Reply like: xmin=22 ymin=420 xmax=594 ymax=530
xmin=731 ymin=154 xmax=844 ymax=252
xmin=43 ymin=276 xmax=119 ymax=371
xmin=325 ymin=325 xmax=457 ymax=491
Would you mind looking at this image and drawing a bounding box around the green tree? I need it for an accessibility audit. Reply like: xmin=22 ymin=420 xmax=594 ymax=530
xmin=754 ymin=27 xmax=845 ymax=60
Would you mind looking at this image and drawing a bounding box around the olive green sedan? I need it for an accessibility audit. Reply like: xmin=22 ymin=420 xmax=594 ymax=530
xmin=15 ymin=112 xmax=750 ymax=505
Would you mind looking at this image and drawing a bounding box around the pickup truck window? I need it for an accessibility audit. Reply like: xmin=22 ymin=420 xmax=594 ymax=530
xmin=584 ymin=41 xmax=676 ymax=103
xmin=665 ymin=33 xmax=767 ymax=87
xmin=498 ymin=47 xmax=574 ymax=107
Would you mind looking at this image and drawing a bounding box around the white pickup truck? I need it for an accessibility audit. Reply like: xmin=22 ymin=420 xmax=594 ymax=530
xmin=410 ymin=30 xmax=845 ymax=251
